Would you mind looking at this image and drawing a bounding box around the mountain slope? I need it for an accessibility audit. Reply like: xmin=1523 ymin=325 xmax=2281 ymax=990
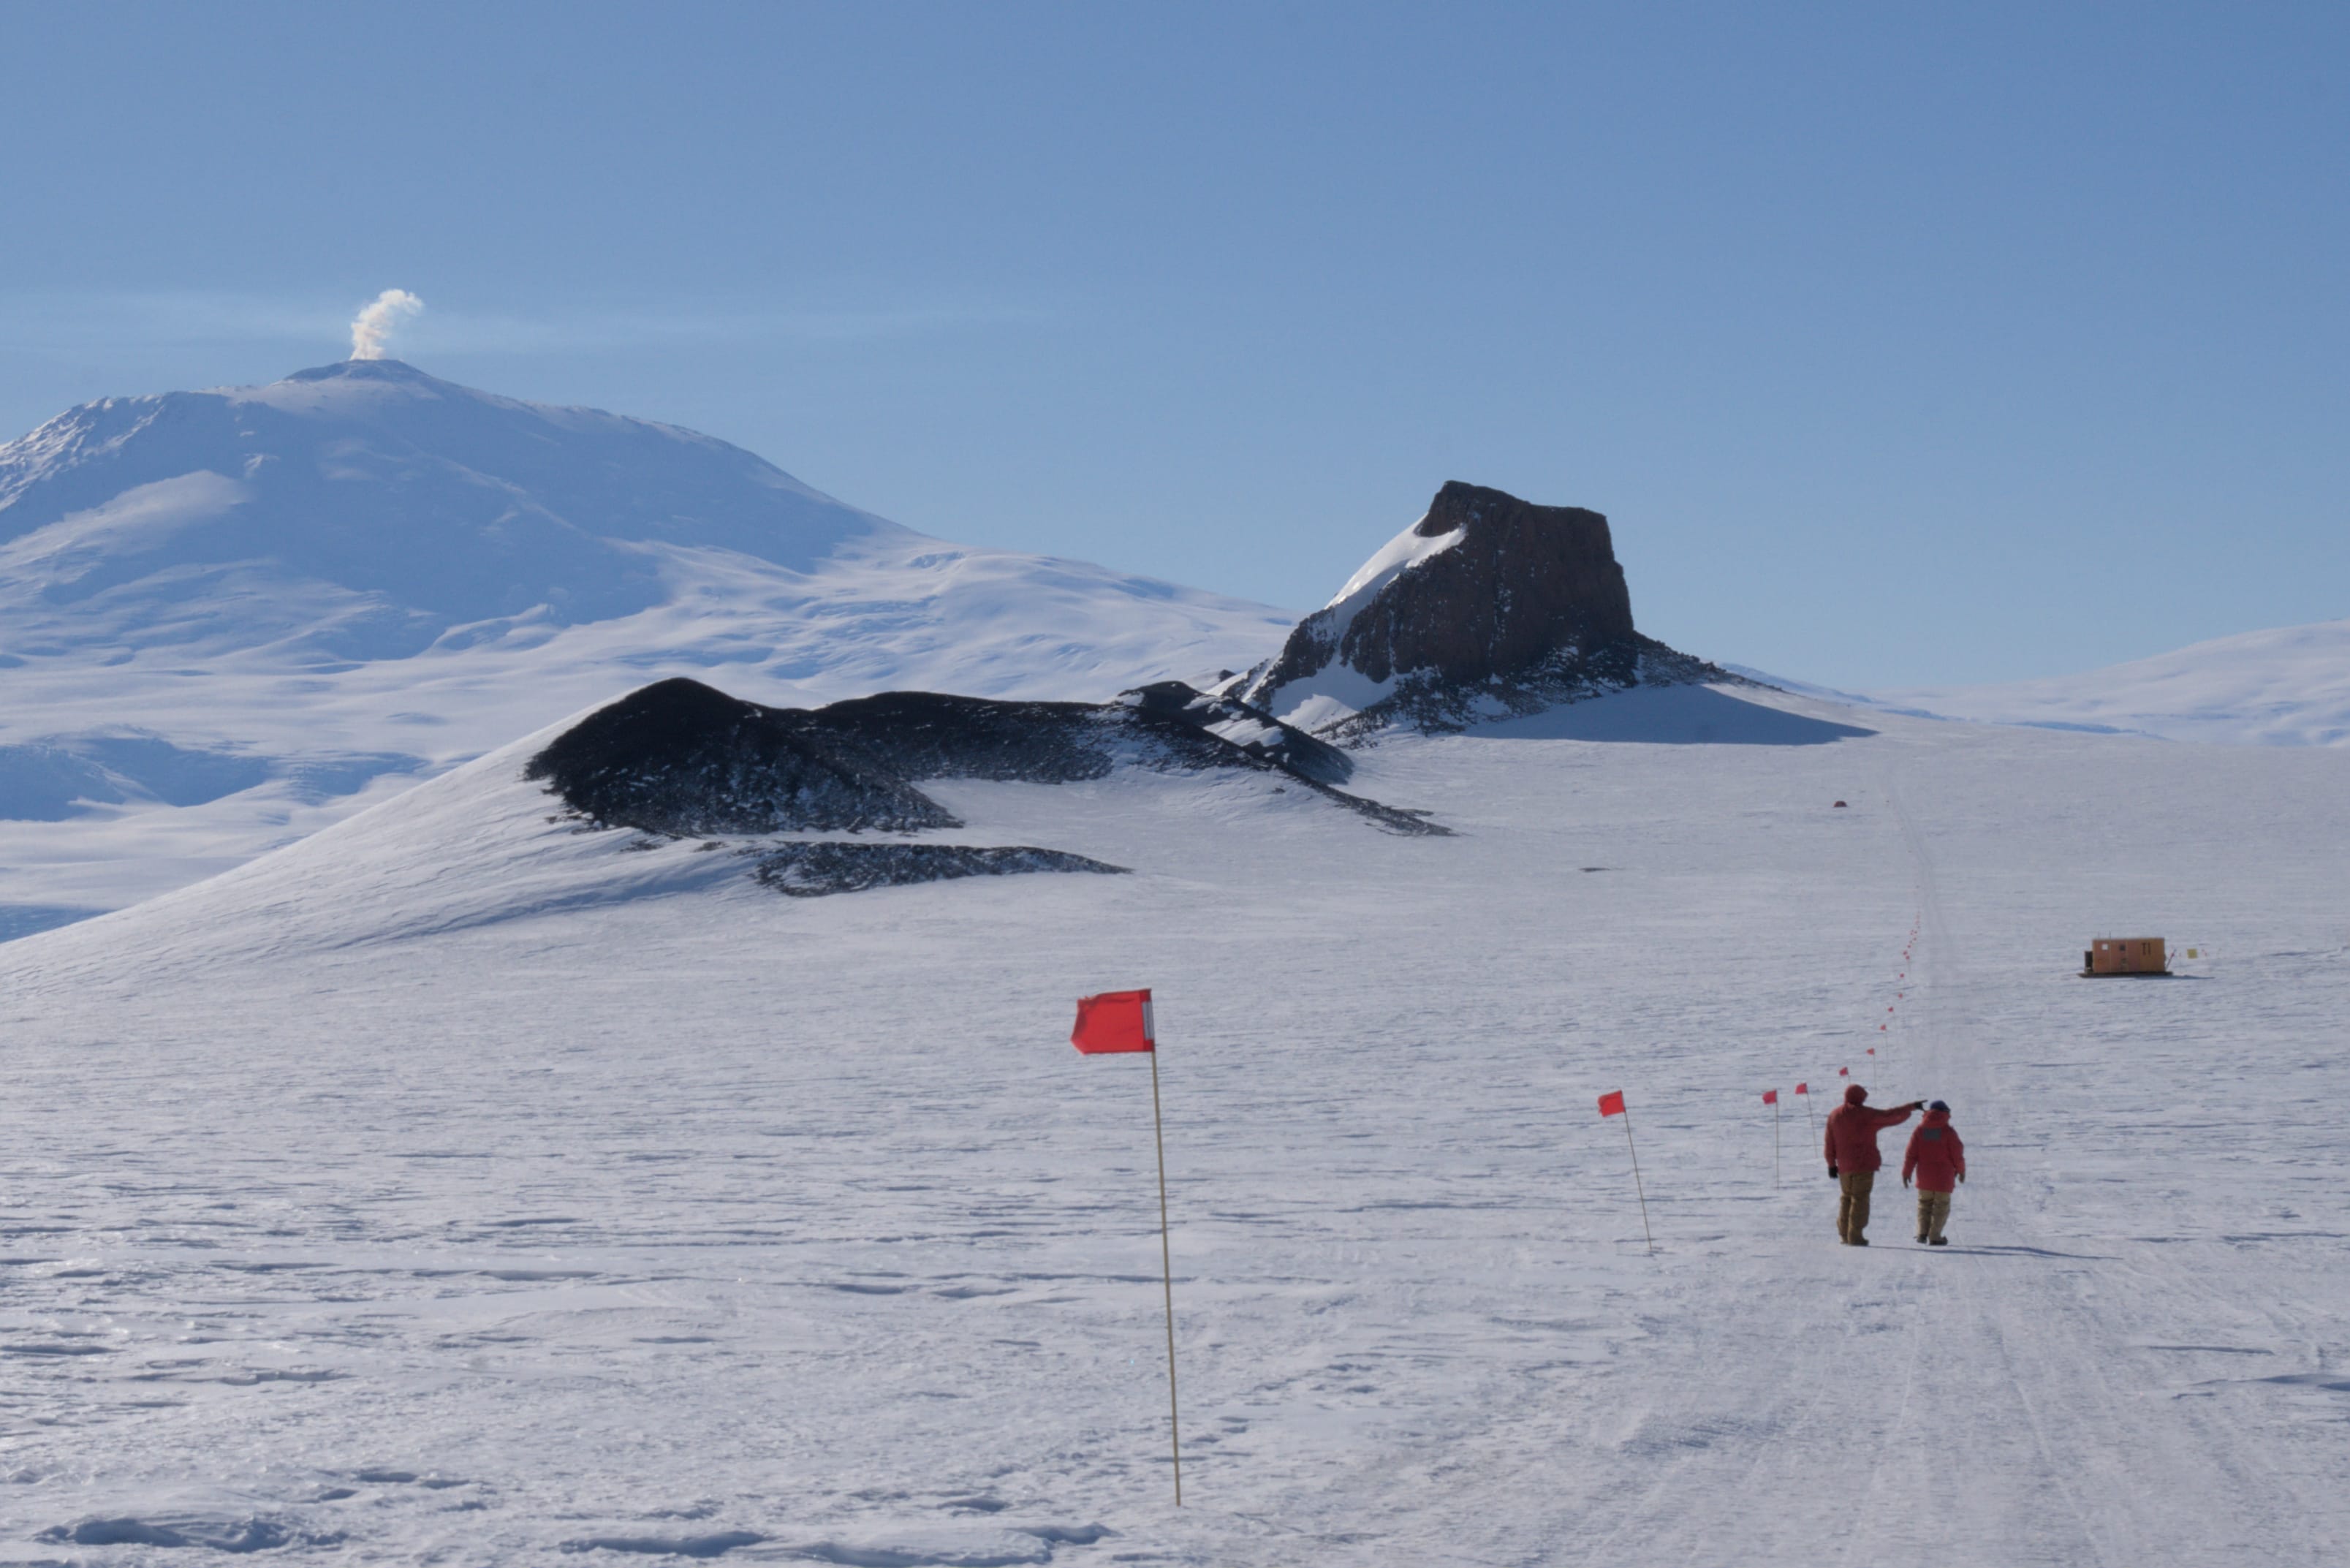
xmin=1858 ymin=618 xmax=2350 ymax=746
xmin=0 ymin=360 xmax=1292 ymax=926
xmin=0 ymin=357 xmax=896 ymax=654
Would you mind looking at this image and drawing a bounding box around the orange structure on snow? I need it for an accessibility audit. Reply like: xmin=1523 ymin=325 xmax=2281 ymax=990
xmin=2083 ymin=937 xmax=2168 ymax=977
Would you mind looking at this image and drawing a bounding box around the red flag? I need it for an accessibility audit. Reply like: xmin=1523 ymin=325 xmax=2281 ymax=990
xmin=1866 ymin=1047 xmax=1876 ymax=1056
xmin=1597 ymin=1090 xmax=1626 ymax=1118
xmin=1838 ymin=1066 xmax=1850 ymax=1077
xmin=1072 ymin=989 xmax=1156 ymax=1054
xmin=1795 ymin=1082 xmax=1808 ymax=1095
xmin=1762 ymin=1088 xmax=1778 ymax=1105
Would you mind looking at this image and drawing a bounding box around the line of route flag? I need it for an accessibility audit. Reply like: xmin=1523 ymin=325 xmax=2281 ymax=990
xmin=1075 ymin=916 xmax=1927 ymax=1498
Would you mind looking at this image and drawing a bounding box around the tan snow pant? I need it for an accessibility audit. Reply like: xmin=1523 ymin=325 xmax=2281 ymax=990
xmin=1837 ymin=1170 xmax=1875 ymax=1243
xmin=1916 ymin=1189 xmax=1953 ymax=1243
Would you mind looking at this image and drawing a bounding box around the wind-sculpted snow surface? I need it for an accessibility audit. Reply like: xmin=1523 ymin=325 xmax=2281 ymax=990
xmin=1 ymin=683 xmax=2344 ymax=1564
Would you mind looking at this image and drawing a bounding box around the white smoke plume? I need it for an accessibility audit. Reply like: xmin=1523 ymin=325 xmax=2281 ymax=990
xmin=348 ymin=289 xmax=423 ymax=360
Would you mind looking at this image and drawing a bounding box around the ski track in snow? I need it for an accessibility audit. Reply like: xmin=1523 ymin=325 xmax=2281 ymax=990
xmin=0 ymin=690 xmax=2345 ymax=1564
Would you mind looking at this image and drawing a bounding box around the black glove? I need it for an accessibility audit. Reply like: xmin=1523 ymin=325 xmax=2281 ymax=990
xmin=1828 ymin=1164 xmax=1839 ymax=1178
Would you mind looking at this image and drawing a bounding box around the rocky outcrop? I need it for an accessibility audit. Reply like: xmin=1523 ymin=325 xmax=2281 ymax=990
xmin=1237 ymin=481 xmax=1725 ymax=739
xmin=526 ymin=675 xmax=1447 ymax=860
xmin=750 ymin=841 xmax=1128 ymax=898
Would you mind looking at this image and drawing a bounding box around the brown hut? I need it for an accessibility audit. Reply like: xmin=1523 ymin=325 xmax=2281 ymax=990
xmin=2082 ymin=937 xmax=2168 ymax=977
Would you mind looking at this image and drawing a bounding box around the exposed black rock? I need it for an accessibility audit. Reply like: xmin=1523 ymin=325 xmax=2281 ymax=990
xmin=526 ymin=675 xmax=1447 ymax=844
xmin=524 ymin=677 xmax=956 ymax=836
xmin=749 ymin=841 xmax=1128 ymax=898
xmin=1116 ymin=681 xmax=1353 ymax=785
xmin=1238 ymin=481 xmax=1729 ymax=740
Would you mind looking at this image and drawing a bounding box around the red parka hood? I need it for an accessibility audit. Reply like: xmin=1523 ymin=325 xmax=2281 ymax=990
xmin=1843 ymin=1084 xmax=1869 ymax=1106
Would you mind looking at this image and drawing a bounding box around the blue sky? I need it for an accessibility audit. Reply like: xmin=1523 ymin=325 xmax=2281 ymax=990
xmin=1 ymin=2 xmax=2341 ymax=686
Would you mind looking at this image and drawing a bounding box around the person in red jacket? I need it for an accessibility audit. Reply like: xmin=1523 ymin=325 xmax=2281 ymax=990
xmin=1823 ymin=1084 xmax=1923 ymax=1245
xmin=1901 ymin=1099 xmax=1967 ymax=1245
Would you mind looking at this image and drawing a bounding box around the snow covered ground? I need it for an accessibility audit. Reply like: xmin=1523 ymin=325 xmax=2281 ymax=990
xmin=1740 ymin=618 xmax=2350 ymax=748
xmin=3 ymin=681 xmax=2344 ymax=1564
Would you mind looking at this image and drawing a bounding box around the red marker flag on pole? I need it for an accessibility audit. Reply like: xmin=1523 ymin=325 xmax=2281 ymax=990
xmin=1071 ymin=989 xmax=1156 ymax=1054
xmin=1762 ymin=1088 xmax=1778 ymax=1105
xmin=1595 ymin=1091 xmax=1651 ymax=1251
xmin=1866 ymin=1048 xmax=1876 ymax=1056
xmin=1068 ymin=988 xmax=1181 ymax=1505
xmin=1795 ymin=1082 xmax=1808 ymax=1095
xmin=1838 ymin=1066 xmax=1850 ymax=1077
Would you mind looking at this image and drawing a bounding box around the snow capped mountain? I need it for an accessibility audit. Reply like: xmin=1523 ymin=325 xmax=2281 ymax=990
xmin=0 ymin=357 xmax=895 ymax=656
xmin=0 ymin=360 xmax=1292 ymax=928
xmin=1237 ymin=480 xmax=1721 ymax=738
xmin=1851 ymin=618 xmax=2350 ymax=746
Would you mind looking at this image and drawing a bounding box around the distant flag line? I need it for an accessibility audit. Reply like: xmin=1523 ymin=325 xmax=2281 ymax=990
xmin=1072 ymin=914 xmax=1928 ymax=1488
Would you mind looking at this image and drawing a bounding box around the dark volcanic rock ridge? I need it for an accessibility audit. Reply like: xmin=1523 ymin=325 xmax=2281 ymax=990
xmin=1239 ymin=481 xmax=1727 ymax=739
xmin=525 ymin=675 xmax=1444 ymax=895
xmin=751 ymin=842 xmax=1129 ymax=898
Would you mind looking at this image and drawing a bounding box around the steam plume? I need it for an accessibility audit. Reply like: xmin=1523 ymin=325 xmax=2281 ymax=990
xmin=349 ymin=289 xmax=423 ymax=360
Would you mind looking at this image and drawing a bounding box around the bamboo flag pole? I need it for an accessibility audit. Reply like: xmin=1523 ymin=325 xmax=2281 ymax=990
xmin=1148 ymin=1047 xmax=1183 ymax=1507
xmin=1596 ymin=1091 xmax=1653 ymax=1254
xmin=1071 ymin=988 xmax=1182 ymax=1507
xmin=1766 ymin=1089 xmax=1781 ymax=1188
xmin=1623 ymin=1110 xmax=1653 ymax=1254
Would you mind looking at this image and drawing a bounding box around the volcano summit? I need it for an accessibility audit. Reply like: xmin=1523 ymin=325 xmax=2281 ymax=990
xmin=0 ymin=359 xmax=1291 ymax=924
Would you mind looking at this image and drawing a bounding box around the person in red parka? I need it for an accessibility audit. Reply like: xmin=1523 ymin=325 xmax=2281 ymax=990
xmin=1823 ymin=1084 xmax=1923 ymax=1245
xmin=1901 ymin=1099 xmax=1966 ymax=1246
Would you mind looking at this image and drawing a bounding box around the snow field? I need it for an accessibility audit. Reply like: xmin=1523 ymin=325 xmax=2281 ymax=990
xmin=0 ymin=686 xmax=2345 ymax=1564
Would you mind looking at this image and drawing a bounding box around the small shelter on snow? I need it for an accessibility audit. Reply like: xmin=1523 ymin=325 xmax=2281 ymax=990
xmin=2083 ymin=937 xmax=2167 ymax=977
